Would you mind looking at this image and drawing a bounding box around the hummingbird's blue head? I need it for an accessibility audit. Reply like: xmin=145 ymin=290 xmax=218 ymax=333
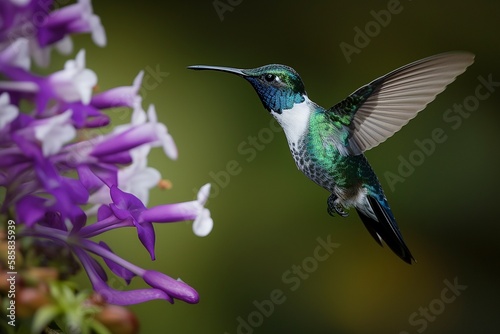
xmin=188 ymin=64 xmax=307 ymax=114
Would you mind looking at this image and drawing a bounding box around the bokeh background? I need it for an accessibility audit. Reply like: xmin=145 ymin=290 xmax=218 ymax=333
xmin=69 ymin=1 xmax=500 ymax=333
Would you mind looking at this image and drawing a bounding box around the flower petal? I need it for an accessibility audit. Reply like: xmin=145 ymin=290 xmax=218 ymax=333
xmin=16 ymin=195 xmax=47 ymax=226
xmin=197 ymin=183 xmax=211 ymax=205
xmin=0 ymin=38 xmax=30 ymax=70
xmin=99 ymin=287 xmax=172 ymax=306
xmin=88 ymin=13 xmax=107 ymax=47
xmin=99 ymin=241 xmax=136 ymax=284
xmin=109 ymin=185 xmax=146 ymax=220
xmin=91 ymin=124 xmax=158 ymax=158
xmin=136 ymin=221 xmax=156 ymax=261
xmin=91 ymin=71 xmax=143 ymax=109
xmin=147 ymin=105 xmax=178 ymax=160
xmin=0 ymin=92 xmax=19 ymax=130
xmin=97 ymin=204 xmax=113 ymax=221
xmin=48 ymin=49 xmax=97 ymax=104
xmin=192 ymin=208 xmax=213 ymax=237
xmin=33 ymin=110 xmax=76 ymax=156
xmin=142 ymin=270 xmax=198 ymax=304
xmin=75 ymin=247 xmax=172 ymax=305
xmin=117 ymin=146 xmax=160 ymax=205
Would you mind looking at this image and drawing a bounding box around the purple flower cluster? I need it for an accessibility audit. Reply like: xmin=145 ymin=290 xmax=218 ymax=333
xmin=0 ymin=0 xmax=213 ymax=305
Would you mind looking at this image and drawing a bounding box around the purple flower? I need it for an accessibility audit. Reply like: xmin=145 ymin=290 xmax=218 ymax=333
xmin=36 ymin=0 xmax=106 ymax=49
xmin=1 ymin=0 xmax=214 ymax=307
xmin=22 ymin=226 xmax=199 ymax=305
xmin=0 ymin=49 xmax=98 ymax=112
xmin=91 ymin=71 xmax=144 ymax=110
xmin=90 ymin=104 xmax=178 ymax=160
xmin=140 ymin=183 xmax=213 ymax=237
xmin=80 ymin=183 xmax=213 ymax=260
xmin=0 ymin=0 xmax=106 ymax=67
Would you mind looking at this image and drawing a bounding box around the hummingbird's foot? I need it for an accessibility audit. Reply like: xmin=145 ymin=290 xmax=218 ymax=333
xmin=327 ymin=194 xmax=349 ymax=217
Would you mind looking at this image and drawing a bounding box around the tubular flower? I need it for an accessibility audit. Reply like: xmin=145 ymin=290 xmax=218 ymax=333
xmin=0 ymin=0 xmax=213 ymax=307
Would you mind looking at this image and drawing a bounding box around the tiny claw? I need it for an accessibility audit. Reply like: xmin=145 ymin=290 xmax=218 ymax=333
xmin=334 ymin=201 xmax=349 ymax=217
xmin=327 ymin=194 xmax=349 ymax=217
xmin=327 ymin=206 xmax=336 ymax=217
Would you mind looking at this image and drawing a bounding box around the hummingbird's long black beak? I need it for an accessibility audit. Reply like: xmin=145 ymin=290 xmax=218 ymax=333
xmin=187 ymin=65 xmax=247 ymax=77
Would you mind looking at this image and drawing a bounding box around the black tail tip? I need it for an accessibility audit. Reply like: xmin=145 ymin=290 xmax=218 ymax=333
xmin=357 ymin=196 xmax=416 ymax=265
xmin=402 ymin=252 xmax=416 ymax=265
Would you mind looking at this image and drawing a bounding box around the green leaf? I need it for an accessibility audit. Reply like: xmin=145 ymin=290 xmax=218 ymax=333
xmin=32 ymin=305 xmax=61 ymax=333
xmin=48 ymin=282 xmax=63 ymax=301
xmin=88 ymin=319 xmax=112 ymax=334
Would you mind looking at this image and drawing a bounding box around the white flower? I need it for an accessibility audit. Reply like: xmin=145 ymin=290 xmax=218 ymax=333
xmin=79 ymin=0 xmax=107 ymax=47
xmin=147 ymin=104 xmax=178 ymax=160
xmin=192 ymin=184 xmax=213 ymax=237
xmin=0 ymin=93 xmax=19 ymax=130
xmin=87 ymin=146 xmax=161 ymax=214
xmin=48 ymin=49 xmax=97 ymax=104
xmin=0 ymin=38 xmax=30 ymax=70
xmin=118 ymin=146 xmax=161 ymax=205
xmin=34 ymin=110 xmax=76 ymax=156
xmin=55 ymin=36 xmax=74 ymax=55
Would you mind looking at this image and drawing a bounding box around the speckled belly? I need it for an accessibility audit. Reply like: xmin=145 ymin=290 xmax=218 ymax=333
xmin=289 ymin=138 xmax=338 ymax=193
xmin=287 ymin=135 xmax=371 ymax=204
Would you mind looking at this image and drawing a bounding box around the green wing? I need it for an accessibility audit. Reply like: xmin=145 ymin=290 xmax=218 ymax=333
xmin=326 ymin=52 xmax=475 ymax=156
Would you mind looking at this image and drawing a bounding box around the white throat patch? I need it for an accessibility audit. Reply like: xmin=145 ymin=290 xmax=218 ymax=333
xmin=273 ymin=96 xmax=311 ymax=146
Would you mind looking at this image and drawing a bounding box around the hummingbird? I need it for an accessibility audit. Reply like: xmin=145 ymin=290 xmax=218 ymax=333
xmin=188 ymin=52 xmax=474 ymax=264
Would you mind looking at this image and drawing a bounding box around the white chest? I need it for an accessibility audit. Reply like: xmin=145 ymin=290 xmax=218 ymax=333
xmin=272 ymin=96 xmax=311 ymax=147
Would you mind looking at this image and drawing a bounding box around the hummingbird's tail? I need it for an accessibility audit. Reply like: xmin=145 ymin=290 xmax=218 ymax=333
xmin=356 ymin=195 xmax=415 ymax=264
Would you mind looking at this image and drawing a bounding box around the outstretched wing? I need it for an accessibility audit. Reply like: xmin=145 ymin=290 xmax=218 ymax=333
xmin=327 ymin=52 xmax=475 ymax=155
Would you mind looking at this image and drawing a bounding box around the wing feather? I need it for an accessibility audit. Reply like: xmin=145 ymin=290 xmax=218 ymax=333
xmin=329 ymin=52 xmax=475 ymax=155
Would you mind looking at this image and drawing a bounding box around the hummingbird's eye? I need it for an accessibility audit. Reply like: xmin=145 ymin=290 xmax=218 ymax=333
xmin=264 ymin=74 xmax=276 ymax=82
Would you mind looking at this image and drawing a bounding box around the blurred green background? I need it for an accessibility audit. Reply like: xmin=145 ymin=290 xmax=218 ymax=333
xmin=72 ymin=0 xmax=500 ymax=333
